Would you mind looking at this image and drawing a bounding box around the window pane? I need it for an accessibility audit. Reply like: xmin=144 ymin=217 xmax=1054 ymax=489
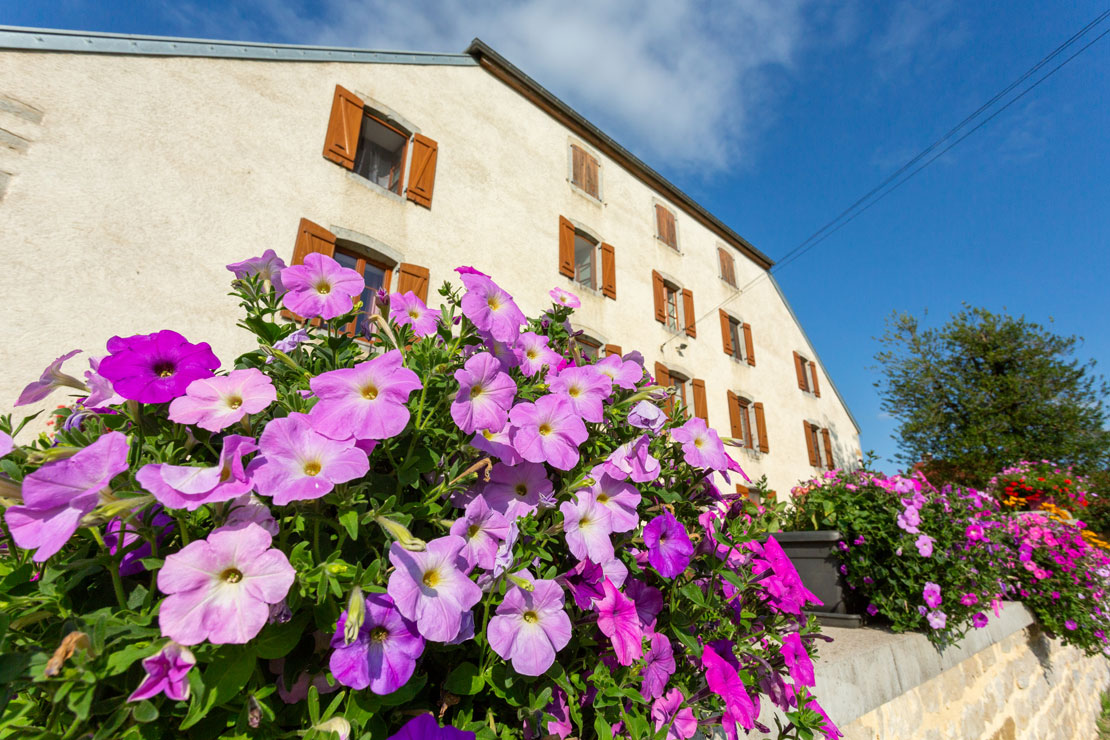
xmin=576 ymin=336 xmax=600 ymax=361
xmin=665 ymin=286 xmax=679 ymax=330
xmin=574 ymin=234 xmax=595 ymax=289
xmin=353 ymin=114 xmax=407 ymax=194
xmin=729 ymin=320 xmax=743 ymax=360
xmin=740 ymin=404 xmax=752 ymax=448
xmin=334 ymin=251 xmax=389 ymax=335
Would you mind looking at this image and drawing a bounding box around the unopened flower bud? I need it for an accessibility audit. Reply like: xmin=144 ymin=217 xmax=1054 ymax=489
xmin=507 ymin=573 xmax=535 ymax=592
xmin=375 ymin=516 xmax=426 ymax=551
xmin=312 ymin=718 xmax=351 ymax=740
xmin=26 ymin=446 xmax=81 ymax=465
xmin=344 ymin=587 xmax=365 ymax=645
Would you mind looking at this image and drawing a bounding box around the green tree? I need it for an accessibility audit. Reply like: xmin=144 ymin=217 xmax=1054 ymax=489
xmin=874 ymin=305 xmax=1110 ymax=485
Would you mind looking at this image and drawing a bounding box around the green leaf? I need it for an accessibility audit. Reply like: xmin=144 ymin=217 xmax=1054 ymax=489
xmin=679 ymin=582 xmax=706 ymax=608
xmin=444 ymin=662 xmax=484 ymax=695
xmin=179 ymin=646 xmax=256 ymax=730
xmin=106 ymin=642 xmax=154 ymax=676
xmin=339 ymin=510 xmax=359 ymax=540
xmin=132 ymin=700 xmax=159 ymax=723
xmin=379 ymin=673 xmax=426 ymax=707
xmin=593 ymin=715 xmax=615 ymax=739
xmin=254 ymin=611 xmax=311 ymax=660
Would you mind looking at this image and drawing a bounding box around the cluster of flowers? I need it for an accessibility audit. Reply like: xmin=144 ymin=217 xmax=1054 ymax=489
xmin=0 ymin=249 xmax=840 ymax=739
xmin=989 ymin=459 xmax=1092 ymax=511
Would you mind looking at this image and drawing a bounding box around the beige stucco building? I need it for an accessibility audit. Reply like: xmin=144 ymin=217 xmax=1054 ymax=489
xmin=0 ymin=26 xmax=860 ymax=494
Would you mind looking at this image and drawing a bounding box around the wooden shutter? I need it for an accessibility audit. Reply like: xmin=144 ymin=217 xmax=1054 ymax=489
xmin=652 ymin=270 xmax=666 ymax=323
xmin=794 ymin=352 xmax=808 ymax=391
xmin=405 ymin=133 xmax=438 ymax=208
xmin=600 ymin=242 xmax=616 ymax=299
xmin=653 ymin=362 xmax=671 ymax=389
xmin=656 ymin=205 xmax=677 ymax=248
xmin=804 ymin=421 xmax=818 ymax=466
xmin=396 ymin=263 xmax=430 ymax=303
xmin=558 ymin=217 xmax=576 ymax=278
xmin=718 ymin=247 xmax=735 ymax=286
xmin=571 ymin=145 xmax=586 ymax=188
xmin=719 ymin=310 xmax=733 ymax=357
xmin=810 ymin=362 xmax=821 ymax=397
xmin=584 ymin=152 xmax=599 ymax=198
xmin=322 ymin=85 xmax=364 ymax=169
xmin=727 ymin=390 xmax=742 ymax=439
xmin=754 ymin=402 xmax=768 ymax=453
xmin=692 ymin=379 xmax=708 ymax=422
xmin=604 ymin=344 xmax=622 ymax=357
xmin=743 ymin=323 xmax=756 ymax=366
xmin=682 ymin=289 xmax=696 ymax=338
xmin=291 ymin=218 xmax=337 ymax=264
xmin=821 ymin=427 xmax=834 ymax=470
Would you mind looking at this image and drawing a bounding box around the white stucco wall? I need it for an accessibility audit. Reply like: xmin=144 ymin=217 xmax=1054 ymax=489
xmin=0 ymin=47 xmax=860 ymax=492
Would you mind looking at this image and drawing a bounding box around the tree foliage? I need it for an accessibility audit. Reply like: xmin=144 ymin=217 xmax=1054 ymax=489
xmin=874 ymin=305 xmax=1110 ymax=485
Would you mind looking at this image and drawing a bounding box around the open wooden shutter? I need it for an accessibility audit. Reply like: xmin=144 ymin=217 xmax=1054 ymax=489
xmin=682 ymin=289 xmax=696 ymax=338
xmin=396 ymin=263 xmax=430 ymax=303
xmin=794 ymin=352 xmax=808 ymax=390
xmin=558 ymin=217 xmax=576 ymax=278
xmin=821 ymin=427 xmax=834 ymax=470
xmin=292 ymin=218 xmax=337 ymax=264
xmin=405 ymin=133 xmax=438 ymax=208
xmin=810 ymin=362 xmax=821 ymax=397
xmin=692 ymin=379 xmax=708 ymax=422
xmin=754 ymin=402 xmax=768 ymax=453
xmin=743 ymin=323 xmax=756 ymax=366
xmin=600 ymin=242 xmax=616 ymax=299
xmin=727 ymin=390 xmax=742 ymax=440
xmin=652 ymin=270 xmax=666 ymax=323
xmin=719 ymin=310 xmax=733 ymax=356
xmin=604 ymin=344 xmax=622 ymax=357
xmin=653 ymin=362 xmax=671 ymax=389
xmin=322 ymin=85 xmax=364 ymax=169
xmin=804 ymin=421 xmax=818 ymax=466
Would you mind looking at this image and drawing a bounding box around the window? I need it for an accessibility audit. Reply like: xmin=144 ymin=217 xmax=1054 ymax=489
xmin=558 ymin=217 xmax=616 ymax=299
xmin=719 ymin=311 xmax=755 ymax=365
xmin=352 ymin=113 xmax=407 ymax=194
xmin=652 ymin=271 xmax=695 ymax=336
xmin=654 ymin=363 xmax=706 ymax=420
xmin=803 ymin=421 xmax=832 ymax=469
xmin=718 ymin=247 xmax=737 ymax=287
xmin=332 ymin=248 xmax=392 ymax=335
xmin=736 ymin=397 xmax=754 ymax=448
xmin=655 ymin=204 xmax=678 ymax=249
xmin=670 ymin=371 xmax=690 ymax=417
xmin=575 ymin=335 xmax=601 ymax=362
xmin=664 ymin=282 xmax=680 ymax=331
xmin=793 ymin=352 xmax=821 ymax=397
xmin=570 ymin=143 xmax=600 ymax=199
xmin=574 ymin=232 xmax=598 ymax=289
xmin=728 ymin=392 xmax=768 ymax=452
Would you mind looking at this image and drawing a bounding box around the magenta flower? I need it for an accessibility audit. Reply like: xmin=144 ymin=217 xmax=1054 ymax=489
xmin=626 ymin=578 xmax=663 ymax=629
xmin=966 ymin=523 xmax=985 ymax=541
xmin=960 ymin=592 xmax=979 ymax=607
xmin=598 ymin=435 xmax=660 ymax=482
xmin=923 ymin=582 xmax=942 ymax=609
xmin=488 ymin=576 xmax=572 ymax=676
xmin=389 ymin=291 xmax=441 ymax=337
xmin=483 ymin=462 xmax=553 ymax=520
xmin=651 ymin=689 xmax=698 ymax=740
xmin=896 ymin=505 xmax=921 ymax=534
xmin=596 ymin=353 xmax=644 ymax=391
xmin=137 ymin=435 xmax=257 ymax=511
xmin=643 ymin=512 xmax=695 ymax=578
xmin=809 ymin=698 xmax=843 ymax=740
xmin=387 ymin=537 xmax=482 ymax=643
xmin=972 ymin=612 xmax=989 ymax=628
xmin=449 ymin=496 xmax=511 ymax=570
xmin=83 ymin=356 xmax=124 ymax=408
xmin=926 ymin=610 xmax=947 ymax=629
xmin=780 ymin=632 xmax=815 ymax=687
xmin=309 ymin=351 xmax=422 ymax=441
xmin=560 ymin=558 xmax=607 ymax=610
xmin=514 ymin=332 xmax=560 ymax=377
xmin=281 ymin=252 xmax=364 ymax=320
xmin=227 ymin=249 xmax=286 ymax=291
xmin=459 ymin=273 xmax=526 ymax=343
xmin=6 ymin=432 xmax=129 ymax=561
xmin=549 ymin=287 xmax=581 ymax=308
xmin=587 ymin=473 xmax=641 ymax=532
xmin=128 ymin=642 xmax=196 ymax=702
xmin=99 ymin=330 xmax=220 ymax=404
xmin=509 ymin=395 xmax=588 ymax=471
xmin=595 ymin=579 xmax=642 ymax=665
xmin=561 ymin=493 xmax=614 ymax=563
xmin=641 ymin=631 xmax=675 ymax=699
xmin=454 ymin=266 xmax=490 ymax=278
xmin=158 ymin=523 xmax=295 ymax=645
xmin=16 ymin=349 xmax=87 ymax=406
xmin=249 ymin=414 xmax=369 ymax=505
xmin=388 ymin=714 xmax=475 ymax=740
xmin=914 ymin=534 xmax=934 ymax=557
xmin=329 ymin=592 xmax=425 ymax=694
xmin=671 ymin=417 xmax=729 ymax=471
xmin=470 ymin=426 xmax=523 ymax=465
xmin=753 ymin=537 xmax=822 ymax=615
xmin=168 ymin=368 xmax=276 ymax=432
xmin=547 ymin=366 xmax=612 ymax=423
xmin=451 ymin=353 xmax=517 ymax=434
xmin=702 ymin=645 xmax=756 ymax=733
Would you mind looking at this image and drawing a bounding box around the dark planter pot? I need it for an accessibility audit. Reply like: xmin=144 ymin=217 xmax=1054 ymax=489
xmin=771 ymin=530 xmax=862 ymax=628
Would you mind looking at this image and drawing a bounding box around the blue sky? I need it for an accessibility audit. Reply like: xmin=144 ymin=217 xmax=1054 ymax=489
xmin=5 ymin=0 xmax=1108 ymax=469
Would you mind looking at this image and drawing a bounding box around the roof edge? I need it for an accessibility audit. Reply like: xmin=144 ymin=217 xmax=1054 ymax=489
xmin=464 ymin=38 xmax=774 ymax=271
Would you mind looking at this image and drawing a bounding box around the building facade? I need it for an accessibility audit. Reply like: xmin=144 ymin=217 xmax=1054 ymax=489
xmin=0 ymin=26 xmax=861 ymax=494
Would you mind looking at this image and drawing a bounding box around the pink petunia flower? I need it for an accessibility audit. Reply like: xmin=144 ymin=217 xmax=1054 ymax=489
xmin=329 ymin=592 xmax=424 ymax=694
xmin=596 ymin=435 xmax=660 ymax=483
xmin=83 ymin=356 xmax=124 ymax=408
xmin=595 ymin=579 xmax=643 ymax=665
xmin=168 ymin=368 xmax=276 ymax=432
xmin=98 ymin=331 xmax=221 ymax=404
xmin=157 ymin=523 xmax=295 ymax=645
xmin=926 ymin=610 xmax=947 ymax=629
xmin=0 ymin=431 xmax=13 ymax=458
xmin=482 ymin=462 xmax=553 ymax=520
xmin=281 ymin=253 xmax=365 ymax=320
xmin=641 ymin=631 xmax=675 ymax=699
xmin=972 ymin=612 xmax=989 ymax=628
xmin=751 ymin=537 xmax=822 ymax=615
xmin=561 ymin=493 xmax=615 ymax=563
xmin=221 ymin=494 xmax=280 ymax=536
xmin=387 ymin=537 xmax=482 ymax=643
xmin=702 ymin=645 xmax=756 ymax=733
xmin=449 ymin=496 xmax=511 ymax=570
xmin=595 ymin=353 xmax=644 ymax=390
xmin=960 ymin=592 xmax=979 ymax=607
xmin=514 ymin=332 xmax=560 ymax=377
xmin=488 ymin=575 xmax=572 ymax=676
xmin=6 ymin=432 xmax=130 ymax=561
xmin=549 ymin=287 xmax=581 ymax=308
xmin=227 ymin=249 xmax=286 ymax=291
xmin=547 ymin=365 xmax=613 ymax=423
xmin=780 ymin=632 xmax=815 ymax=687
xmin=459 ymin=273 xmax=526 ymax=343
xmin=643 ymin=512 xmax=694 ymax=578
xmin=249 ymin=414 xmax=369 ymax=505
xmin=586 ymin=473 xmax=641 ymax=533
xmin=470 ymin=425 xmax=523 ymax=466
xmin=509 ymin=395 xmax=588 ymax=471
xmin=127 ymin=642 xmax=196 ymax=702
xmin=16 ymin=349 xmax=87 ymax=406
xmin=670 ymin=417 xmax=729 ymax=471
xmin=915 ymin=534 xmax=934 ymax=557
xmin=309 ymin=350 xmax=422 ymax=441
xmin=923 ymin=582 xmax=942 ymax=609
xmin=137 ymin=435 xmax=258 ymax=511
xmin=389 ymin=291 xmax=441 ymax=337
xmin=651 ymin=688 xmax=698 ymax=740
xmin=450 ymin=353 xmax=517 ymax=434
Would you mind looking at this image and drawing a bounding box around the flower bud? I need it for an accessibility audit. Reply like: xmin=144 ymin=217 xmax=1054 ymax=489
xmin=26 ymin=446 xmax=81 ymax=465
xmin=375 ymin=516 xmax=426 ymax=551
xmin=312 ymin=717 xmax=351 ymax=740
xmin=344 ymin=587 xmax=365 ymax=645
xmin=507 ymin=573 xmax=535 ymax=592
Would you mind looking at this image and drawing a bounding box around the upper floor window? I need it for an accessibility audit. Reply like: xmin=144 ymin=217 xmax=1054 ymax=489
xmin=663 ymin=281 xmax=681 ymax=331
xmin=793 ymin=352 xmax=821 ymax=397
xmin=574 ymin=231 xmax=598 ymax=290
xmin=570 ymin=143 xmax=600 ymax=199
xmin=804 ymin=421 xmax=834 ymax=470
xmin=332 ymin=249 xmax=392 ymax=335
xmin=655 ymin=204 xmax=678 ymax=249
xmin=575 ymin=334 xmax=602 ymax=362
xmin=728 ymin=391 xmax=767 ymax=452
xmin=719 ymin=311 xmax=756 ymax=366
xmin=654 ymin=363 xmax=706 ymax=420
xmin=557 ymin=217 xmax=616 ymax=299
xmin=652 ymin=271 xmax=695 ymax=337
xmin=718 ymin=247 xmax=737 ymax=287
xmin=353 ymin=113 xmax=407 ymax=194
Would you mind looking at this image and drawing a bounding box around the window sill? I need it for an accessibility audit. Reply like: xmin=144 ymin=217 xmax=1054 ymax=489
xmin=655 ymin=236 xmax=682 ymax=253
xmin=566 ymin=180 xmax=604 ymax=206
xmin=719 ymin=277 xmax=739 ymax=290
xmin=345 ymin=171 xmax=406 ymax=202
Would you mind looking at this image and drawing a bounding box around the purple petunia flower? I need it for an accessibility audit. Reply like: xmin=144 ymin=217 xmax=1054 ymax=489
xmin=6 ymin=432 xmax=130 ymax=561
xmin=387 ymin=537 xmax=482 ymax=643
xmin=249 ymin=414 xmax=369 ymax=505
xmin=158 ymin=523 xmax=295 ymax=645
xmin=309 ymin=350 xmax=422 ymax=441
xmin=625 ymin=578 xmax=663 ymax=630
xmin=561 ymin=493 xmax=614 ymax=563
xmin=560 ymin=558 xmax=607 ymax=611
xmin=0 ymin=431 xmax=12 ymax=458
xmin=99 ymin=330 xmax=220 ymax=404
xmin=221 ymin=494 xmax=279 ymax=536
xmin=915 ymin=534 xmax=934 ymax=558
xmin=450 ymin=353 xmax=517 ymax=434
xmin=960 ymin=592 xmax=979 ymax=607
xmin=488 ymin=575 xmax=572 ymax=676
xmin=227 ymin=249 xmax=286 ymax=291
xmin=514 ymin=332 xmax=560 ymax=377
xmin=866 ymin=603 xmax=879 ymax=616
xmin=83 ymin=356 xmax=124 ymax=408
xmin=547 ymin=366 xmax=612 ymax=423
xmin=595 ymin=579 xmax=642 ymax=666
xmin=643 ymin=512 xmax=694 ymax=578
xmin=926 ymin=610 xmax=947 ymax=629
xmin=595 ymin=353 xmax=644 ymax=391
xmin=1065 ymin=619 xmax=1078 ymax=630
xmin=281 ymin=253 xmax=364 ymax=320
xmin=168 ymin=368 xmax=276 ymax=432
xmin=596 ymin=435 xmax=660 ymax=482
xmin=651 ymin=689 xmax=698 ymax=740
xmin=780 ymin=632 xmax=815 ymax=687
xmin=389 ymin=291 xmax=441 ymax=337
xmin=470 ymin=425 xmax=523 ymax=465
xmin=549 ymin=287 xmax=581 ymax=308
xmin=641 ymin=632 xmax=675 ymax=699
xmin=482 ymin=462 xmax=553 ymax=520
xmin=329 ymin=592 xmax=424 ymax=694
xmin=509 ymin=395 xmax=588 ymax=471
xmin=972 ymin=612 xmax=989 ymax=628
xmin=273 ymin=328 xmax=310 ymax=356
xmin=459 ymin=273 xmax=526 ymax=343
xmin=627 ymin=400 xmax=666 ymax=433
xmin=387 ymin=714 xmax=475 ymax=740
xmin=105 ymin=507 xmax=174 ymax=576
xmin=923 ymin=582 xmax=942 ymax=609
xmin=702 ymin=645 xmax=756 ymax=733
xmin=137 ymin=435 xmax=258 ymax=511
xmin=448 ymin=496 xmax=511 ymax=570
xmin=586 ymin=473 xmax=641 ymax=533
xmin=16 ymin=349 xmax=87 ymax=406
xmin=752 ymin=537 xmax=822 ymax=615
xmin=670 ymin=417 xmax=729 ymax=471
xmin=896 ymin=505 xmax=921 ymax=534
xmin=127 ymin=642 xmax=196 ymax=702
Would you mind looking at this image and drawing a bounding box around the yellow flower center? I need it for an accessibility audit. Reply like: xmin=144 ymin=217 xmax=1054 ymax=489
xmin=694 ymin=437 xmax=704 ymax=448
xmin=315 ymin=281 xmax=332 ymax=295
xmin=153 ymin=362 xmax=175 ymax=378
xmin=408 ymin=309 xmax=420 ymax=319
xmin=423 ymin=568 xmax=440 ymax=588
xmin=226 ymin=395 xmax=243 ymax=410
xmin=371 ymin=626 xmax=389 ymax=642
xmin=568 ymin=385 xmax=581 ymax=398
xmin=467 ymin=524 xmax=481 ymax=538
xmin=219 ymin=464 xmax=232 ymax=483
xmin=523 ymin=610 xmax=539 ymax=624
xmin=526 ymin=349 xmax=538 ymax=360
xmin=221 ymin=568 xmax=243 ymax=583
xmin=514 ymin=483 xmax=529 ymax=497
xmin=596 ymin=493 xmax=610 ymax=504
xmin=538 ymin=423 xmax=552 ymax=436
xmin=579 ymin=515 xmax=591 ymax=528
xmin=470 ymin=384 xmax=484 ymax=399
xmin=482 ymin=429 xmax=496 ymax=440
xmin=362 ymin=385 xmax=379 ymax=400
xmin=303 ymin=461 xmax=322 ymax=476
xmin=487 ymin=295 xmax=502 ymax=311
